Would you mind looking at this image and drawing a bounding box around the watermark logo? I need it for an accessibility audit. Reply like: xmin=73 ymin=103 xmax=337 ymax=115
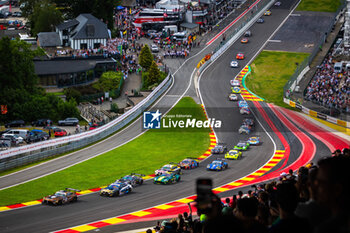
xmin=143 ymin=110 xmax=162 ymax=129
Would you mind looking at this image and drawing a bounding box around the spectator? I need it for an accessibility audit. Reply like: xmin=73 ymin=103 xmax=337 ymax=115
xmin=231 ymin=194 xmax=237 ymax=209
xmin=332 ymin=149 xmax=341 ymax=156
xmin=146 ymin=229 xmax=152 ymax=233
xmin=236 ymin=197 xmax=268 ymax=233
xmin=314 ymin=156 xmax=350 ymax=233
xmin=222 ymin=198 xmax=233 ymax=216
xmin=269 ymin=182 xmax=310 ymax=233
xmin=295 ymin=167 xmax=330 ymax=230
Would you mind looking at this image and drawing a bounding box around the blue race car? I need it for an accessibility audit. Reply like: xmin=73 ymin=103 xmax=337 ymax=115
xmin=239 ymin=125 xmax=251 ymax=134
xmin=207 ymin=159 xmax=228 ymax=171
xmin=248 ymin=136 xmax=260 ymax=145
xmin=238 ymin=100 xmax=249 ymax=109
xmin=99 ymin=182 xmax=133 ymax=197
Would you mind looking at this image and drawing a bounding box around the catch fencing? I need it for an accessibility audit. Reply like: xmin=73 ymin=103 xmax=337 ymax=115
xmin=0 ymin=73 xmax=173 ymax=171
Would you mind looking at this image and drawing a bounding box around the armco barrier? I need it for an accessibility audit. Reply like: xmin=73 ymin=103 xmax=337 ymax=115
xmin=0 ymin=74 xmax=173 ymax=171
xmin=283 ymin=98 xmax=350 ymax=129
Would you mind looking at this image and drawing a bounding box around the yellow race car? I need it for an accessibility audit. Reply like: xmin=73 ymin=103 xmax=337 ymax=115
xmin=225 ymin=150 xmax=242 ymax=160
xmin=231 ymin=87 xmax=241 ymax=94
xmin=264 ymin=10 xmax=271 ymax=16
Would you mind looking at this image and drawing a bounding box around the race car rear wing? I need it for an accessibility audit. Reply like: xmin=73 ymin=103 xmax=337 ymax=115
xmin=131 ymin=173 xmax=145 ymax=177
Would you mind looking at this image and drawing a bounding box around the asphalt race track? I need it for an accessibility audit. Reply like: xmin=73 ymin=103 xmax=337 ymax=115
xmin=0 ymin=0 xmax=347 ymax=232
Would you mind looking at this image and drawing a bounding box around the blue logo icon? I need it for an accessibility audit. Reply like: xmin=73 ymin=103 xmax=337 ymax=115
xmin=143 ymin=110 xmax=162 ymax=129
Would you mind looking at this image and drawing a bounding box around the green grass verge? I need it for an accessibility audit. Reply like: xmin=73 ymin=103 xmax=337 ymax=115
xmin=0 ymin=97 xmax=210 ymax=206
xmin=245 ymin=51 xmax=309 ymax=108
xmin=296 ymin=0 xmax=342 ymax=12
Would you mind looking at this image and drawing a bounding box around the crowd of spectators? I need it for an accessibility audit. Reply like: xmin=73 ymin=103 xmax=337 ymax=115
xmin=148 ymin=148 xmax=350 ymax=233
xmin=305 ymin=48 xmax=350 ymax=113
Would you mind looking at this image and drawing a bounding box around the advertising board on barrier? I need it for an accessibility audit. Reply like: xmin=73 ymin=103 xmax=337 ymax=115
xmin=317 ymin=112 xmax=327 ymax=121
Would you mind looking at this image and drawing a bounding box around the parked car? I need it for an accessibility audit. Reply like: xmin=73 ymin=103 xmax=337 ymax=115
xmin=58 ymin=118 xmax=79 ymax=126
xmin=4 ymin=129 xmax=30 ymax=140
xmin=31 ymin=119 xmax=52 ymax=127
xmin=54 ymin=128 xmax=67 ymax=137
xmin=5 ymin=120 xmax=25 ymax=128
xmin=151 ymin=44 xmax=159 ymax=53
xmin=26 ymin=131 xmax=49 ymax=143
xmin=13 ymin=12 xmax=22 ymax=17
xmin=1 ymin=134 xmax=21 ymax=145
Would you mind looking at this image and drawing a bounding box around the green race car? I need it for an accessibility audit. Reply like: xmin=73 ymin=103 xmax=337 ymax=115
xmin=153 ymin=172 xmax=181 ymax=185
xmin=234 ymin=141 xmax=250 ymax=151
xmin=225 ymin=149 xmax=242 ymax=160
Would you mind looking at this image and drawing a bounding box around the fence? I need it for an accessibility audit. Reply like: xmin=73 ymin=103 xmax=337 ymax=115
xmin=0 ymin=73 xmax=173 ymax=171
xmin=283 ymin=0 xmax=346 ymax=97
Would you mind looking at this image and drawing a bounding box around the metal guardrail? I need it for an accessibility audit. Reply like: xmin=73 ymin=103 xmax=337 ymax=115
xmin=0 ymin=73 xmax=173 ymax=171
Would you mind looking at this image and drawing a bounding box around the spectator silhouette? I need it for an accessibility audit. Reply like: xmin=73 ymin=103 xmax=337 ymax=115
xmin=314 ymin=156 xmax=350 ymax=233
xmin=295 ymin=167 xmax=330 ymax=231
xmin=236 ymin=197 xmax=268 ymax=233
xmin=269 ymin=182 xmax=310 ymax=233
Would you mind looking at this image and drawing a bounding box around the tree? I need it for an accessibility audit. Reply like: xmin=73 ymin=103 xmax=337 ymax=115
xmin=147 ymin=61 xmax=161 ymax=86
xmin=139 ymin=45 xmax=153 ymax=70
xmin=92 ymin=71 xmax=123 ymax=92
xmin=29 ymin=0 xmax=63 ymax=36
xmin=0 ymin=37 xmax=80 ymax=124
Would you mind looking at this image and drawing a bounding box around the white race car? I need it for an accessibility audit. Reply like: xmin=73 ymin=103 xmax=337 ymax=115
xmin=229 ymin=94 xmax=238 ymax=101
xmin=230 ymin=79 xmax=240 ymax=87
xmin=230 ymin=60 xmax=238 ymax=68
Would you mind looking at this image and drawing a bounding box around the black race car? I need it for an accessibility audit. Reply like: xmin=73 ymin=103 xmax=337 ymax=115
xmin=115 ymin=173 xmax=145 ymax=186
xmin=211 ymin=143 xmax=227 ymax=154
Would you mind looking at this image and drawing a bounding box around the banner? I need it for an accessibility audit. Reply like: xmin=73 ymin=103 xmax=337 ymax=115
xmin=317 ymin=112 xmax=327 ymax=121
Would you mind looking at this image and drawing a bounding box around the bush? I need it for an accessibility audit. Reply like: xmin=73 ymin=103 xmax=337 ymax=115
xmin=93 ymin=71 xmax=123 ymax=92
xmin=64 ymin=88 xmax=82 ymax=104
xmin=110 ymin=103 xmax=119 ymax=113
xmin=139 ymin=45 xmax=153 ymax=70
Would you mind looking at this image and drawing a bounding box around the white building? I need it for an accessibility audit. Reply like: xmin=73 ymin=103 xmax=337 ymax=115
xmin=56 ymin=14 xmax=109 ymax=50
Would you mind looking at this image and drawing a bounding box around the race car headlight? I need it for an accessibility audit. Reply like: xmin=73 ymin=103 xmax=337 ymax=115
xmin=207 ymin=165 xmax=210 ymax=168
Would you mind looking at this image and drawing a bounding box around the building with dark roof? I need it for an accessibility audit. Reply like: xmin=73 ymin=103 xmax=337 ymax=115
xmin=34 ymin=57 xmax=117 ymax=88
xmin=37 ymin=32 xmax=61 ymax=47
xmin=56 ymin=14 xmax=110 ymax=50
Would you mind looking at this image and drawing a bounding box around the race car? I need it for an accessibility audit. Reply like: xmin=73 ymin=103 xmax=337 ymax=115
xmin=243 ymin=118 xmax=255 ymax=127
xmin=248 ymin=136 xmax=261 ymax=145
xmin=179 ymin=158 xmax=199 ymax=169
xmin=155 ymin=163 xmax=181 ymax=176
xmin=245 ymin=30 xmax=252 ymax=37
xmin=234 ymin=141 xmax=250 ymax=151
xmin=207 ymin=158 xmax=228 ymax=171
xmin=238 ymin=100 xmax=249 ymax=109
xmin=229 ymin=94 xmax=238 ymax=101
xmin=230 ymin=79 xmax=240 ymax=87
xmin=241 ymin=38 xmax=249 ymax=43
xmin=240 ymin=107 xmax=251 ymax=115
xmin=100 ymin=182 xmax=133 ymax=197
xmin=264 ymin=10 xmax=271 ymax=16
xmin=274 ymin=1 xmax=281 ymax=6
xmin=153 ymin=172 xmax=181 ymax=184
xmin=230 ymin=60 xmax=238 ymax=67
xmin=257 ymin=18 xmax=265 ymax=23
xmin=42 ymin=188 xmax=80 ymax=205
xmin=115 ymin=173 xmax=144 ymax=186
xmin=239 ymin=125 xmax=251 ymax=134
xmin=211 ymin=143 xmax=228 ymax=154
xmin=225 ymin=150 xmax=242 ymax=160
xmin=236 ymin=53 xmax=245 ymax=60
xmin=231 ymin=87 xmax=241 ymax=94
